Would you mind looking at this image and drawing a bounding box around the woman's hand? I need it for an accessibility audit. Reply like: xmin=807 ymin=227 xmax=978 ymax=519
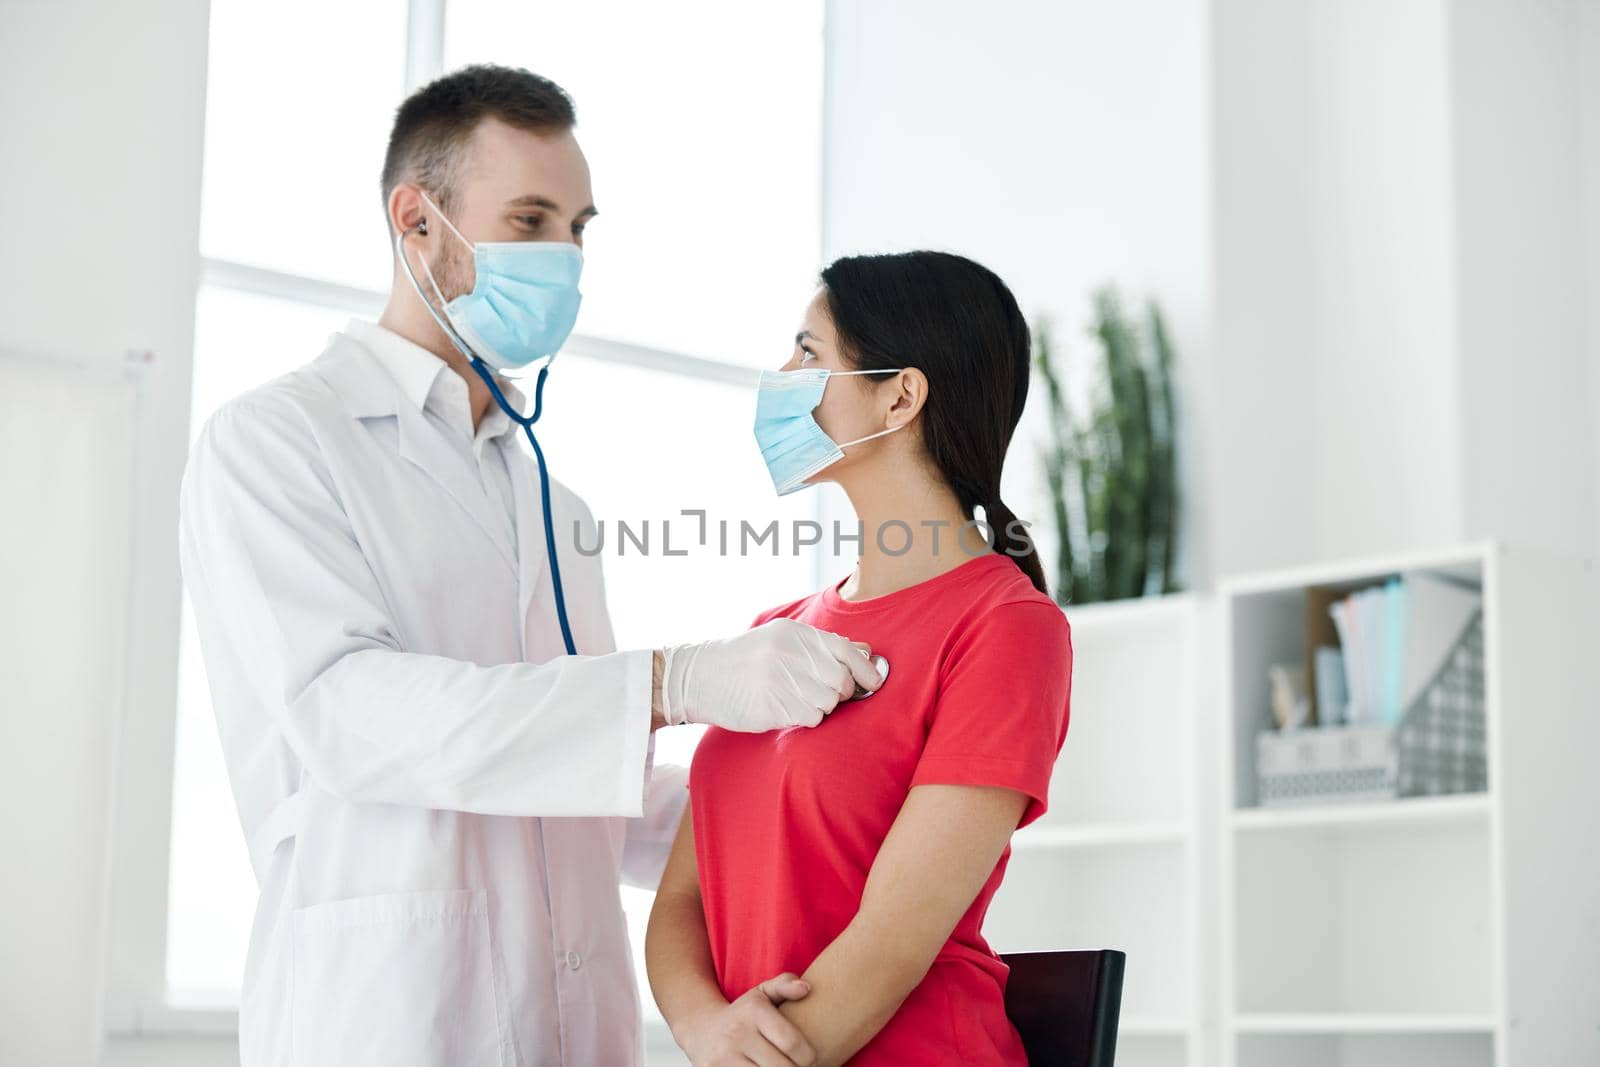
xmin=674 ymin=972 xmax=817 ymax=1067
xmin=648 ymin=816 xmax=817 ymax=1065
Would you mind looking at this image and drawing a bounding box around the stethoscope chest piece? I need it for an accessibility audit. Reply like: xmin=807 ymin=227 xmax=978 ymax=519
xmin=849 ymin=654 xmax=891 ymax=701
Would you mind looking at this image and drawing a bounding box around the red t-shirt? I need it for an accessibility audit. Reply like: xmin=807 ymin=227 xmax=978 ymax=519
xmin=688 ymin=552 xmax=1073 ymax=1066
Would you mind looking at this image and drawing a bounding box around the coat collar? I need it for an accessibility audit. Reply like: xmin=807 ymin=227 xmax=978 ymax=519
xmin=313 ymin=322 xmax=404 ymax=420
xmin=349 ymin=317 xmax=446 ymax=415
xmin=313 ymin=320 xmax=525 ymax=575
xmin=317 ymin=318 xmax=528 ymax=425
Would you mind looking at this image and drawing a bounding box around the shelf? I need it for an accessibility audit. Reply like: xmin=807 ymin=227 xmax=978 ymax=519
xmin=1233 ymin=1012 xmax=1497 ymax=1035
xmin=1231 ymin=792 xmax=1490 ymax=833
xmin=1235 ymin=1030 xmax=1495 ymax=1067
xmin=1121 ymin=1015 xmax=1193 ymax=1036
xmin=1218 ymin=542 xmax=1491 ymax=599
xmin=990 ymin=845 xmax=1190 ymax=1022
xmin=1117 ymin=1033 xmax=1191 ymax=1067
xmin=1048 ymin=597 xmax=1199 ymax=826
xmin=1014 ymin=820 xmax=1188 ymax=849
xmin=1217 ymin=543 xmax=1600 ymax=1064
xmin=1061 ymin=591 xmax=1199 ymax=628
xmin=1220 ymin=545 xmax=1489 ymax=811
xmin=1232 ymin=817 xmax=1493 ymax=1018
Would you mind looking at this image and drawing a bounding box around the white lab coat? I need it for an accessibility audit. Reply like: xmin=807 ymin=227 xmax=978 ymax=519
xmin=178 ymin=320 xmax=687 ymax=1067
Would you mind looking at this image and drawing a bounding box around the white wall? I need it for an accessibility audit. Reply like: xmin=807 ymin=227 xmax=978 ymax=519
xmin=1212 ymin=0 xmax=1598 ymax=575
xmin=1209 ymin=0 xmax=1319 ymax=575
xmin=1449 ymin=0 xmax=1595 ymax=560
xmin=824 ymin=0 xmax=1600 ymax=588
xmin=1304 ymin=0 xmax=1464 ymax=559
xmin=822 ymin=0 xmax=1215 ymax=590
xmin=1213 ymin=0 xmax=1471 ymax=573
xmin=1583 ymin=0 xmax=1600 ymax=562
xmin=0 ymin=0 xmax=211 ymax=1063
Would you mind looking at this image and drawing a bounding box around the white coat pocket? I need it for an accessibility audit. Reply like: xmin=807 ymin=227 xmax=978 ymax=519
xmin=290 ymin=888 xmax=511 ymax=1067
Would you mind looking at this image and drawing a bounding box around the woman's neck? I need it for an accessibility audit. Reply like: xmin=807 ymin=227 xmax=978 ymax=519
xmin=836 ymin=466 xmax=992 ymax=601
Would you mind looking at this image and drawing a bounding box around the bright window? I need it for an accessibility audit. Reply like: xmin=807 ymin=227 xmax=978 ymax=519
xmin=197 ymin=0 xmax=407 ymax=291
xmin=166 ymin=0 xmax=825 ymax=1017
xmin=445 ymin=0 xmax=825 ymax=365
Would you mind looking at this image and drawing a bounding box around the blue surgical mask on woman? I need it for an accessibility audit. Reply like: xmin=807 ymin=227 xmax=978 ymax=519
xmin=753 ymin=367 xmax=904 ymax=495
xmin=400 ymin=192 xmax=583 ymax=370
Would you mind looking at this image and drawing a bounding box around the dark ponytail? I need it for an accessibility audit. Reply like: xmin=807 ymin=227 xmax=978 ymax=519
xmin=980 ymin=497 xmax=1045 ymax=592
xmin=819 ymin=251 xmax=1049 ymax=597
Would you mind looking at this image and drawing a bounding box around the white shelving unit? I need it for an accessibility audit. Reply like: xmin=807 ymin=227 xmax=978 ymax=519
xmin=989 ymin=593 xmax=1215 ymax=1067
xmin=1217 ymin=541 xmax=1600 ymax=1067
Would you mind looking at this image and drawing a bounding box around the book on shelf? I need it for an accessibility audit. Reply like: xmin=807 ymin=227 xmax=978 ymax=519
xmin=1303 ymin=571 xmax=1481 ymax=731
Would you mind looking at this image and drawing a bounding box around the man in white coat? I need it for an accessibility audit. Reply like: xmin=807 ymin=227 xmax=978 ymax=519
xmin=178 ymin=65 xmax=879 ymax=1067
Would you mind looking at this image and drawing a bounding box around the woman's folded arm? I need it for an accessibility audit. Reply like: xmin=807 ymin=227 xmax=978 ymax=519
xmin=647 ymin=810 xmax=818 ymax=1067
xmin=776 ymin=782 xmax=1029 ymax=1067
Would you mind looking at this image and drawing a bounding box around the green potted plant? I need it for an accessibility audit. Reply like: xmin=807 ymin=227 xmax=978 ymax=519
xmin=1035 ymin=286 xmax=1180 ymax=604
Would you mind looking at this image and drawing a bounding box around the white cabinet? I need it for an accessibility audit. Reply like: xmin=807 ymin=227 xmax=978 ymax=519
xmin=1216 ymin=541 xmax=1599 ymax=1066
xmin=993 ymin=542 xmax=1598 ymax=1067
xmin=990 ymin=593 xmax=1216 ymax=1067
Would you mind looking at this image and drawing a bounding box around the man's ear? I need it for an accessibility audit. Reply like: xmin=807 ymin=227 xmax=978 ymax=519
xmin=388 ymin=183 xmax=430 ymax=238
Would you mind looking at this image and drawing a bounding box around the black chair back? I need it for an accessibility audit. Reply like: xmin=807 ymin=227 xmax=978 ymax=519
xmin=1000 ymin=949 xmax=1125 ymax=1067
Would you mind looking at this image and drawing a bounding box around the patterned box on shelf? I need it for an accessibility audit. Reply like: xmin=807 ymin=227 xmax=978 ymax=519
xmin=1397 ymin=611 xmax=1487 ymax=796
xmin=1255 ymin=611 xmax=1489 ymax=807
xmin=1256 ymin=723 xmax=1399 ymax=807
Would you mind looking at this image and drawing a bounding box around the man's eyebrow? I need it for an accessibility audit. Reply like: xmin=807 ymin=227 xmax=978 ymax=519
xmin=505 ymin=194 xmax=599 ymax=219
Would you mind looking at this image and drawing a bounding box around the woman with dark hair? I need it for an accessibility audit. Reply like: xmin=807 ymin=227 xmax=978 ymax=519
xmin=646 ymin=251 xmax=1073 ymax=1067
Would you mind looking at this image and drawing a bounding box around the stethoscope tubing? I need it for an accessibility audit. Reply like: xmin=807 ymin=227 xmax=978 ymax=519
xmin=395 ymin=221 xmax=579 ymax=658
xmin=470 ymin=358 xmax=579 ymax=658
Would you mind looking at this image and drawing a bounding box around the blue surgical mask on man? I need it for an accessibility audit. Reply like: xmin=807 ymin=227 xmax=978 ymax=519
xmin=403 ymin=192 xmax=583 ymax=370
xmin=753 ymin=367 xmax=905 ymax=495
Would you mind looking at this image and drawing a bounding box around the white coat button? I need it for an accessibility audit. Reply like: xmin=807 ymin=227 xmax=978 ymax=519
xmin=565 ymin=950 xmax=582 ymax=970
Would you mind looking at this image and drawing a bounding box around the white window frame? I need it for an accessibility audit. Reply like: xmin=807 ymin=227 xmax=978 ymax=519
xmin=102 ymin=0 xmax=829 ymax=1043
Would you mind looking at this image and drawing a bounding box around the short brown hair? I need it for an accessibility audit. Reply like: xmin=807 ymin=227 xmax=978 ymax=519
xmin=381 ymin=64 xmax=576 ymax=216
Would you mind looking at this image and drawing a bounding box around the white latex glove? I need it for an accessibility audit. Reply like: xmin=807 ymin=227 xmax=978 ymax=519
xmin=661 ymin=618 xmax=885 ymax=732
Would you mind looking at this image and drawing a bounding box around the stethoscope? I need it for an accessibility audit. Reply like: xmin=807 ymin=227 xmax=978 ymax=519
xmin=396 ymin=222 xmax=579 ymax=656
xmin=850 ymin=654 xmax=892 ymax=701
